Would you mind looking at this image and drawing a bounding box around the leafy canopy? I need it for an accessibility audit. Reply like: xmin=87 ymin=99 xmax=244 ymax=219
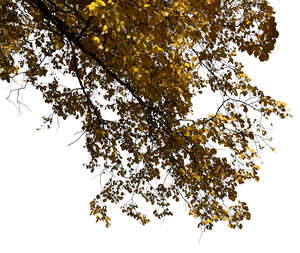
xmin=0 ymin=0 xmax=290 ymax=230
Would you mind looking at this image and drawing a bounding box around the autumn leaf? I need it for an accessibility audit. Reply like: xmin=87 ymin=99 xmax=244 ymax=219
xmin=0 ymin=0 xmax=291 ymax=233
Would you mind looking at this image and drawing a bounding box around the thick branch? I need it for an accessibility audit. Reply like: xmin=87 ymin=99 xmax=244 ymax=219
xmin=27 ymin=0 xmax=146 ymax=108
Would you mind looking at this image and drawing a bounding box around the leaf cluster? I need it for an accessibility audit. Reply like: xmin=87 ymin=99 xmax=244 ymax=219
xmin=0 ymin=0 xmax=291 ymax=230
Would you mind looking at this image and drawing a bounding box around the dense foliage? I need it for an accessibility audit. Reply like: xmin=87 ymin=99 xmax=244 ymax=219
xmin=0 ymin=0 xmax=290 ymax=230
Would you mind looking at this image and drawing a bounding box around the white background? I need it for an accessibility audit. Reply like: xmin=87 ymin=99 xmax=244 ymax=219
xmin=1 ymin=1 xmax=299 ymax=252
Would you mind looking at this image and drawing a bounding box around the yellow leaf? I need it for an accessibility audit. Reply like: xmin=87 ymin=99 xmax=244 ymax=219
xmin=212 ymin=215 xmax=218 ymax=220
xmin=254 ymin=164 xmax=260 ymax=170
xmin=132 ymin=67 xmax=139 ymax=72
xmin=87 ymin=2 xmax=98 ymax=12
xmin=92 ymin=36 xmax=100 ymax=45
xmin=197 ymin=135 xmax=205 ymax=143
xmin=157 ymin=46 xmax=163 ymax=53
xmin=96 ymin=0 xmax=106 ymax=6
xmin=193 ymin=173 xmax=201 ymax=182
xmin=102 ymin=25 xmax=108 ymax=33
xmin=189 ymin=209 xmax=198 ymax=218
xmin=247 ymin=146 xmax=255 ymax=153
xmin=217 ymin=113 xmax=228 ymax=122
xmin=239 ymin=153 xmax=246 ymax=159
xmin=277 ymin=101 xmax=286 ymax=107
xmin=239 ymin=73 xmax=247 ymax=79
xmin=179 ymin=168 xmax=186 ymax=176
xmin=152 ymin=45 xmax=163 ymax=53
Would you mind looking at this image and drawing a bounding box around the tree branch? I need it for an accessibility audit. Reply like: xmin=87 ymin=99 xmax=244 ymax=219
xmin=72 ymin=55 xmax=104 ymax=128
xmin=27 ymin=0 xmax=147 ymax=109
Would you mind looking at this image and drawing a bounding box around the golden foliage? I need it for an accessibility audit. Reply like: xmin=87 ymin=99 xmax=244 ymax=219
xmin=0 ymin=0 xmax=291 ymax=231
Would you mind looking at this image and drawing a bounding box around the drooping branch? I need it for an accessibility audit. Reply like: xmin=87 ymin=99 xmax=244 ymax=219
xmin=72 ymin=54 xmax=103 ymax=127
